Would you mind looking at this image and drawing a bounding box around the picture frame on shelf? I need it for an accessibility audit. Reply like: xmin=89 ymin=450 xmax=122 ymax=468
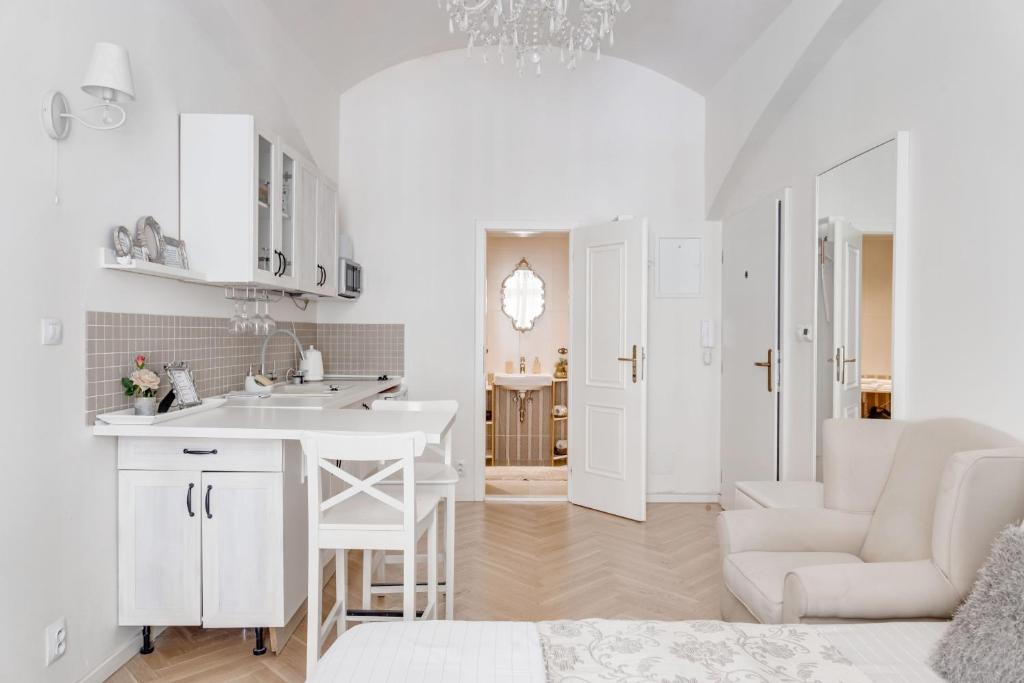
xmin=165 ymin=361 xmax=202 ymax=409
xmin=162 ymin=236 xmax=190 ymax=270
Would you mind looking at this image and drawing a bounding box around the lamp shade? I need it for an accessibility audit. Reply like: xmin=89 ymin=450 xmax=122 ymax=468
xmin=81 ymin=42 xmax=134 ymax=102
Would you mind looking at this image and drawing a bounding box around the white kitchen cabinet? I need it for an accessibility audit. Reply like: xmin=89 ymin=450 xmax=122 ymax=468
xmin=315 ymin=179 xmax=339 ymax=296
xmin=297 ymin=158 xmax=321 ymax=293
xmin=117 ymin=440 xmax=306 ymax=650
xmin=118 ymin=470 xmax=202 ymax=626
xmin=201 ymin=472 xmax=284 ymax=627
xmin=181 ymin=114 xmax=300 ymax=290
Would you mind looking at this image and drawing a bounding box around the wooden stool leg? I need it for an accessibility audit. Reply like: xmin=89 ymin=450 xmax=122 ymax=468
xmin=403 ymin=542 xmax=416 ymax=620
xmin=362 ymin=550 xmax=373 ymax=608
xmin=428 ymin=509 xmax=438 ymax=619
xmin=336 ymin=549 xmax=347 ymax=636
xmin=445 ymin=492 xmax=455 ymax=619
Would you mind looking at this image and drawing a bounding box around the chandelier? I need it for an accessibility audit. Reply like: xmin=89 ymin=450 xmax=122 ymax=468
xmin=440 ymin=0 xmax=631 ymax=75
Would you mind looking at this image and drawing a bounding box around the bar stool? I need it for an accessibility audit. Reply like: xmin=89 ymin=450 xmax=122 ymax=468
xmin=300 ymin=430 xmax=439 ymax=677
xmin=363 ymin=400 xmax=458 ymax=619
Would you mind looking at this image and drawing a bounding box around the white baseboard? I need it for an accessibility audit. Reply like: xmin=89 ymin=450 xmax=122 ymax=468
xmin=485 ymin=495 xmax=568 ymax=503
xmin=646 ymin=493 xmax=720 ymax=503
xmin=80 ymin=626 xmax=166 ymax=683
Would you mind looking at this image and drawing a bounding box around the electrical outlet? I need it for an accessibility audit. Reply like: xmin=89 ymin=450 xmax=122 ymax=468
xmin=45 ymin=617 xmax=67 ymax=665
xmin=456 ymin=460 xmax=465 ymax=477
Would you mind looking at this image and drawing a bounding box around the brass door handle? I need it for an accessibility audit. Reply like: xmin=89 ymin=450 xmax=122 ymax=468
xmin=617 ymin=345 xmax=638 ymax=384
xmin=754 ymin=348 xmax=774 ymax=393
xmin=839 ymin=346 xmax=857 ymax=384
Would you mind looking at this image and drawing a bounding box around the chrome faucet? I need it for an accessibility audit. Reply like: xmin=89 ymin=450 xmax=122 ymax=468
xmin=260 ymin=328 xmax=306 ymax=379
xmin=520 ymin=356 xmax=526 ymax=374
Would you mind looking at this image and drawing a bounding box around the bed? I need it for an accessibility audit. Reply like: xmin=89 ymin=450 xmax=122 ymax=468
xmin=309 ymin=619 xmax=948 ymax=682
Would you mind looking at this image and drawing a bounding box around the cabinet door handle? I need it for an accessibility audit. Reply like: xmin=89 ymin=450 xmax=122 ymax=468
xmin=204 ymin=484 xmax=213 ymax=519
xmin=319 ymin=265 xmax=326 ymax=286
xmin=276 ymin=251 xmax=285 ymax=276
xmin=317 ymin=265 xmax=322 ymax=286
xmin=186 ymin=482 xmax=195 ymax=517
xmin=182 ymin=448 xmax=218 ymax=455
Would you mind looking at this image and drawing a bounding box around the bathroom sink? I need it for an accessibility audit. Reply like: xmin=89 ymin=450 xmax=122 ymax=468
xmin=493 ymin=373 xmax=553 ymax=390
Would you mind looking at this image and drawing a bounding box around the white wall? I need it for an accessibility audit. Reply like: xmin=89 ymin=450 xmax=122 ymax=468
xmin=486 ymin=233 xmax=570 ymax=379
xmin=818 ymin=139 xmax=897 ymax=232
xmin=327 ymin=51 xmax=721 ymax=500
xmin=712 ymin=0 xmax=1024 ymax=479
xmin=0 ymin=1 xmax=336 ymax=680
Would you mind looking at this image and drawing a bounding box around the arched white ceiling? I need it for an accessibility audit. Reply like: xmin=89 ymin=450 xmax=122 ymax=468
xmin=263 ymin=0 xmax=791 ymax=96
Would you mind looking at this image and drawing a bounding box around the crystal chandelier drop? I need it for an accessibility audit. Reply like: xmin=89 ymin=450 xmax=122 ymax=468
xmin=441 ymin=0 xmax=631 ymax=76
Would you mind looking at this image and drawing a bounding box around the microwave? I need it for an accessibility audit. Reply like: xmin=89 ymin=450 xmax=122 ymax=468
xmin=338 ymin=258 xmax=362 ymax=299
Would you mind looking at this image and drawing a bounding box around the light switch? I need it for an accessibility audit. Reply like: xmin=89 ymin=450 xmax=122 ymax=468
xmin=41 ymin=318 xmax=63 ymax=345
xmin=796 ymin=324 xmax=813 ymax=342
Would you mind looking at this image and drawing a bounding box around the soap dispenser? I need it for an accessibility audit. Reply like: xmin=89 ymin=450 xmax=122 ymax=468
xmin=532 ymin=356 xmax=542 ymax=374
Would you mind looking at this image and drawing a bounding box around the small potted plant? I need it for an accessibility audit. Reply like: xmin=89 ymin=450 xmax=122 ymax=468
xmin=123 ymin=355 xmax=161 ymax=416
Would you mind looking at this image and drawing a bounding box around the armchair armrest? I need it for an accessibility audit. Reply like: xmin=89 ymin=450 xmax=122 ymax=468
xmin=782 ymin=559 xmax=961 ymax=623
xmin=717 ymin=508 xmax=871 ymax=556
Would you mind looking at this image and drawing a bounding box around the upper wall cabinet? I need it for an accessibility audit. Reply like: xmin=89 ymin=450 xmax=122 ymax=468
xmin=180 ymin=114 xmax=338 ymax=297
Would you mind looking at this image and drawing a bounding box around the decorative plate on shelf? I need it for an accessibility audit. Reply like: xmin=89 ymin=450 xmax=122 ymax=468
xmin=112 ymin=225 xmax=133 ymax=258
xmin=135 ymin=215 xmax=165 ymax=264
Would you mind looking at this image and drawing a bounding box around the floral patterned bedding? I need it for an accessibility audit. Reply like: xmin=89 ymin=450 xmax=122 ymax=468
xmin=538 ymin=619 xmax=872 ymax=682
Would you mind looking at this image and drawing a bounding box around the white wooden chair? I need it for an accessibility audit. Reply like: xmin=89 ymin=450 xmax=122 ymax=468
xmin=300 ymin=430 xmax=439 ymax=677
xmin=363 ymin=400 xmax=458 ymax=619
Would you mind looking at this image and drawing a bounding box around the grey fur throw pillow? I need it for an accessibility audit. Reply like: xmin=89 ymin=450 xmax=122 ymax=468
xmin=930 ymin=523 xmax=1024 ymax=682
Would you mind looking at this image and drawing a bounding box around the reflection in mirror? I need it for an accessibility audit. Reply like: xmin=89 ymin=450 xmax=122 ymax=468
xmin=501 ymin=258 xmax=546 ymax=332
xmin=815 ymin=139 xmax=898 ymax=472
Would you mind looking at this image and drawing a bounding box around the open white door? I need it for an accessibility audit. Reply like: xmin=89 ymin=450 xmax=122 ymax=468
xmin=569 ymin=217 xmax=648 ymax=521
xmin=832 ymin=220 xmax=863 ymax=418
xmin=720 ymin=194 xmax=784 ymax=509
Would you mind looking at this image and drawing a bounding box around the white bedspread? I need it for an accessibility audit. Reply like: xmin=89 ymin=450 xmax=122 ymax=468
xmin=819 ymin=622 xmax=948 ymax=683
xmin=310 ymin=621 xmax=545 ymax=683
xmin=311 ymin=620 xmax=948 ymax=682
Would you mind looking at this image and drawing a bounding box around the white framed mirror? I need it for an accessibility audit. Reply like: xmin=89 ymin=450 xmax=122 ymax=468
xmin=501 ymin=258 xmax=546 ymax=332
xmin=813 ymin=133 xmax=909 ymax=475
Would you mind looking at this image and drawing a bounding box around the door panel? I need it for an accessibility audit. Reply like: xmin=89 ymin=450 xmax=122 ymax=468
xmin=298 ymin=160 xmax=320 ymax=292
xmin=720 ymin=193 xmax=784 ymax=509
xmin=317 ymin=180 xmax=339 ymax=295
xmin=201 ymin=472 xmax=283 ymax=627
xmin=118 ymin=471 xmax=201 ymax=626
xmin=833 ymin=220 xmax=863 ymax=419
xmin=570 ymin=218 xmax=648 ymax=521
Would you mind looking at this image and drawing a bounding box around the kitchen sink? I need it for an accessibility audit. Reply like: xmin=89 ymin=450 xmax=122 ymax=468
xmin=492 ymin=373 xmax=553 ymax=391
xmin=269 ymin=381 xmax=353 ymax=396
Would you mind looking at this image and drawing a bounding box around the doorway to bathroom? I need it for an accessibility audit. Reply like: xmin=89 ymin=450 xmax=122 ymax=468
xmin=483 ymin=229 xmax=571 ymax=499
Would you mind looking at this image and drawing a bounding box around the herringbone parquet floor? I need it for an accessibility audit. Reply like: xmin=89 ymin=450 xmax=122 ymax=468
xmin=108 ymin=502 xmax=721 ymax=682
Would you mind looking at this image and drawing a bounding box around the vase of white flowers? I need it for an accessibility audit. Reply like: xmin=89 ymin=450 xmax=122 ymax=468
xmin=123 ymin=354 xmax=161 ymax=416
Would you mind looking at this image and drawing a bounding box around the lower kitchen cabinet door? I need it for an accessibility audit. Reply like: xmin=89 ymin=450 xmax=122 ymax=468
xmin=200 ymin=471 xmax=284 ymax=627
xmin=118 ymin=470 xmax=202 ymax=626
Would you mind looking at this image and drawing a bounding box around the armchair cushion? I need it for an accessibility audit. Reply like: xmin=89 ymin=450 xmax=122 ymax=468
xmin=931 ymin=448 xmax=1024 ymax=597
xmin=822 ymin=418 xmax=904 ymax=513
xmin=860 ymin=419 xmax=1018 ymax=563
xmin=782 ymin=559 xmax=961 ymax=623
xmin=733 ymin=481 xmax=823 ymax=509
xmin=717 ymin=508 xmax=871 ymax=556
xmin=724 ymin=551 xmax=861 ymax=624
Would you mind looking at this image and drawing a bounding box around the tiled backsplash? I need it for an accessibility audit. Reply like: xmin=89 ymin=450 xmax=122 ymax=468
xmin=85 ymin=312 xmax=404 ymax=424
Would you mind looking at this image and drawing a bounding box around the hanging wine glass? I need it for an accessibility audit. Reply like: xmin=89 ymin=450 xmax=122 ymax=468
xmin=228 ymin=301 xmax=245 ymax=335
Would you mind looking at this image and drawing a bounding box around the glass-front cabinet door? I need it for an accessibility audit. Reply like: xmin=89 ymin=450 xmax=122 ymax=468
xmin=256 ymin=133 xmax=274 ymax=279
xmin=277 ymin=150 xmax=296 ymax=282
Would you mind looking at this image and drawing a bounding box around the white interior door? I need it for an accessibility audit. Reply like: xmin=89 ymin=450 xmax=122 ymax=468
xmin=832 ymin=220 xmax=863 ymax=419
xmin=720 ymin=194 xmax=783 ymax=509
xmin=569 ymin=217 xmax=648 ymax=521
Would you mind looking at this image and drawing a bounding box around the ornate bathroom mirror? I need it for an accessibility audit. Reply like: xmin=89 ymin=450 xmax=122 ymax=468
xmin=501 ymin=258 xmax=546 ymax=332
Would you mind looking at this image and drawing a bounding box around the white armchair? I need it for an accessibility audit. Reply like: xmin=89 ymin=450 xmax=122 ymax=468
xmin=717 ymin=418 xmax=1024 ymax=624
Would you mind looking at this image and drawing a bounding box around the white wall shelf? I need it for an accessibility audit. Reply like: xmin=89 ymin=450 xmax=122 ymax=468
xmin=99 ymin=248 xmax=210 ymax=286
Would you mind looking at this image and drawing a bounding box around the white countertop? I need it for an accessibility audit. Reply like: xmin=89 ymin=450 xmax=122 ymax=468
xmin=93 ymin=378 xmax=457 ymax=444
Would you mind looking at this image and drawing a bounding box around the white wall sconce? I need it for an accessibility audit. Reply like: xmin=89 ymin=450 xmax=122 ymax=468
xmin=41 ymin=42 xmax=135 ymax=140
